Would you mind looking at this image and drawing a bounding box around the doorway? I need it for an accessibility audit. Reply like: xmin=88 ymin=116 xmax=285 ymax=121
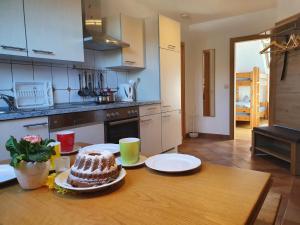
xmin=230 ymin=35 xmax=270 ymax=140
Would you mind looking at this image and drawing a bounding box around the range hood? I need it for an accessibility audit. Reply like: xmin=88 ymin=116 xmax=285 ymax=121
xmin=82 ymin=0 xmax=129 ymax=51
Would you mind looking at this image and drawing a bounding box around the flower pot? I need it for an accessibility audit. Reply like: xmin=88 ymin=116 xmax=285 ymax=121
xmin=14 ymin=161 xmax=49 ymax=190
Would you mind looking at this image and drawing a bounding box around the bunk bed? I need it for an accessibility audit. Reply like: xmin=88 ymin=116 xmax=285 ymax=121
xmin=236 ymin=67 xmax=269 ymax=128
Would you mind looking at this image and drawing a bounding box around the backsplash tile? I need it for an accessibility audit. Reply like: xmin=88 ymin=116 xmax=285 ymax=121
xmin=83 ymin=50 xmax=95 ymax=69
xmin=106 ymin=70 xmax=118 ymax=89
xmin=52 ymin=67 xmax=69 ymax=90
xmin=12 ymin=63 xmax=34 ymax=82
xmin=0 ymin=63 xmax=13 ymax=90
xmin=0 ymin=50 xmax=129 ymax=105
xmin=53 ymin=90 xmax=70 ymax=104
xmin=34 ymin=65 xmax=52 ymax=82
xmin=69 ymin=90 xmax=83 ymax=102
xmin=68 ymin=67 xmax=80 ymax=90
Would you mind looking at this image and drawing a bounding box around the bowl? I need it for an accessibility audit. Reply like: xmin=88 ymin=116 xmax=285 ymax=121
xmin=188 ymin=132 xmax=199 ymax=138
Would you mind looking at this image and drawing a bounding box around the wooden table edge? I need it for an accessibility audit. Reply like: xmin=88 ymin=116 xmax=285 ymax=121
xmin=246 ymin=174 xmax=272 ymax=225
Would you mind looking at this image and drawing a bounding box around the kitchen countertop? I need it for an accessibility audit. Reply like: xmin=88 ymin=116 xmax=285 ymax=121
xmin=0 ymin=101 xmax=160 ymax=121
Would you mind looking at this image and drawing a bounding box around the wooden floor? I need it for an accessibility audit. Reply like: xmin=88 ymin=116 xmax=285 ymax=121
xmin=179 ymin=137 xmax=300 ymax=225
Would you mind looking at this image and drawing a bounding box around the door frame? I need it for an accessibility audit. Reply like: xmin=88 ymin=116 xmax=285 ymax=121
xmin=229 ymin=34 xmax=270 ymax=139
xmin=181 ymin=42 xmax=186 ymax=137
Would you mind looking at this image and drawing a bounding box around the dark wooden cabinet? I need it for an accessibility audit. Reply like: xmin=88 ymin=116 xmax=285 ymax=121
xmin=252 ymin=126 xmax=300 ymax=175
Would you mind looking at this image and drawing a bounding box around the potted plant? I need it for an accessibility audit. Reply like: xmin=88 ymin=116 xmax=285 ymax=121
xmin=5 ymin=135 xmax=55 ymax=190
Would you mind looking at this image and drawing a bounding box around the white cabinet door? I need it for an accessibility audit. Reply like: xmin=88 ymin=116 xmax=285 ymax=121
xmin=24 ymin=0 xmax=84 ymax=62
xmin=160 ymin=48 xmax=181 ymax=112
xmin=159 ymin=15 xmax=180 ymax=52
xmin=121 ymin=15 xmax=145 ymax=69
xmin=0 ymin=0 xmax=27 ymax=57
xmin=140 ymin=114 xmax=162 ymax=156
xmin=162 ymin=110 xmax=182 ymax=151
xmin=0 ymin=117 xmax=49 ymax=161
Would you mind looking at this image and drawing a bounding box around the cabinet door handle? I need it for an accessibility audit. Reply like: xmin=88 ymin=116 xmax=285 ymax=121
xmin=109 ymin=118 xmax=139 ymax=126
xmin=124 ymin=60 xmax=136 ymax=64
xmin=140 ymin=119 xmax=152 ymax=123
xmin=162 ymin=115 xmax=171 ymax=118
xmin=1 ymin=45 xmax=26 ymax=51
xmin=32 ymin=49 xmax=54 ymax=55
xmin=162 ymin=105 xmax=171 ymax=108
xmin=147 ymin=107 xmax=157 ymax=110
xmin=23 ymin=122 xmax=48 ymax=128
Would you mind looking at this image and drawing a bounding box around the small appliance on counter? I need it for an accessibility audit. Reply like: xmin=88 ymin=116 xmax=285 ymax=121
xmin=118 ymin=79 xmax=139 ymax=102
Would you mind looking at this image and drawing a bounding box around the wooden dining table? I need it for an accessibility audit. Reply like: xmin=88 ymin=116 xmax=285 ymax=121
xmin=0 ymin=161 xmax=271 ymax=225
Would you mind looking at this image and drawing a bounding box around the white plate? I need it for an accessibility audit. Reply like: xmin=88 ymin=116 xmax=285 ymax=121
xmin=79 ymin=144 xmax=120 ymax=155
xmin=55 ymin=168 xmax=126 ymax=192
xmin=145 ymin=153 xmax=201 ymax=173
xmin=117 ymin=155 xmax=147 ymax=168
xmin=0 ymin=164 xmax=16 ymax=183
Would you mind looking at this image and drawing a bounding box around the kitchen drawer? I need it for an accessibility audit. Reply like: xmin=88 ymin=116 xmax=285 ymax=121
xmin=139 ymin=104 xmax=161 ymax=116
xmin=140 ymin=113 xmax=162 ymax=156
xmin=0 ymin=117 xmax=49 ymax=161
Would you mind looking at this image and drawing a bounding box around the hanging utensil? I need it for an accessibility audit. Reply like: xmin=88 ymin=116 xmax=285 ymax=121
xmin=92 ymin=72 xmax=98 ymax=96
xmin=94 ymin=71 xmax=101 ymax=96
xmin=83 ymin=70 xmax=90 ymax=96
xmin=78 ymin=73 xmax=84 ymax=96
xmin=88 ymin=73 xmax=94 ymax=96
xmin=100 ymin=72 xmax=104 ymax=91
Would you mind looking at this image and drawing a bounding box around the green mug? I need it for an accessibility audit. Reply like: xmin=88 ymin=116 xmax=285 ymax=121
xmin=119 ymin=138 xmax=140 ymax=165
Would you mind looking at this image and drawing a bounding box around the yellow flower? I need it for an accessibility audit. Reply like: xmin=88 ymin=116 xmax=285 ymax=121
xmin=45 ymin=173 xmax=56 ymax=189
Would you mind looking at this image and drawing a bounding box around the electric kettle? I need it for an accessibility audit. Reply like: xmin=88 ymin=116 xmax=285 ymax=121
xmin=118 ymin=83 xmax=134 ymax=102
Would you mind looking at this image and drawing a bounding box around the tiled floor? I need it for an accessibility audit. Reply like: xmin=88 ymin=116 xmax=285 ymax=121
xmin=178 ymin=137 xmax=300 ymax=225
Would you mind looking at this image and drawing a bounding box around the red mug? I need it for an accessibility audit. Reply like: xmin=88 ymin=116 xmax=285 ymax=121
xmin=56 ymin=131 xmax=75 ymax=152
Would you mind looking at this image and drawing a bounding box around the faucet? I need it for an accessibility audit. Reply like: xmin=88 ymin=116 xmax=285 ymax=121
xmin=0 ymin=93 xmax=17 ymax=111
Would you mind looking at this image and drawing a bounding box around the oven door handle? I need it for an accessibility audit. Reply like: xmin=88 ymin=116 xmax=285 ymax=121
xmin=108 ymin=118 xmax=139 ymax=126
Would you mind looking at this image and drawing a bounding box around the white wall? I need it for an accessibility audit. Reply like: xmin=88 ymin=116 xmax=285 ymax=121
xmin=235 ymin=40 xmax=269 ymax=74
xmin=187 ymin=8 xmax=277 ymax=135
xmin=277 ymin=0 xmax=300 ymax=21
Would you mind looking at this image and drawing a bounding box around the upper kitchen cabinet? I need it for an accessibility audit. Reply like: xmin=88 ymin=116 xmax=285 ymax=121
xmin=0 ymin=0 xmax=27 ymax=57
xmin=104 ymin=15 xmax=145 ymax=70
xmin=121 ymin=15 xmax=145 ymax=69
xmin=23 ymin=0 xmax=84 ymax=62
xmin=159 ymin=15 xmax=181 ymax=52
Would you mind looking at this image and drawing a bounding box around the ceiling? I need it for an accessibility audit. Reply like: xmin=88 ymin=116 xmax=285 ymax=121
xmin=135 ymin=0 xmax=277 ymax=24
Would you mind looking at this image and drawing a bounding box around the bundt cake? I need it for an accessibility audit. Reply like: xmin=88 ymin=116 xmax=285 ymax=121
xmin=67 ymin=150 xmax=121 ymax=187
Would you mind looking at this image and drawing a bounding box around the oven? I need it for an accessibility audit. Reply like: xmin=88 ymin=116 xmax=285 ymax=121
xmin=104 ymin=106 xmax=140 ymax=144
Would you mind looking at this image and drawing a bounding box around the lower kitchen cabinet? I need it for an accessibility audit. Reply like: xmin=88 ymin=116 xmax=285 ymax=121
xmin=0 ymin=117 xmax=49 ymax=161
xmin=162 ymin=110 xmax=182 ymax=152
xmin=50 ymin=123 xmax=104 ymax=145
xmin=140 ymin=113 xmax=162 ymax=156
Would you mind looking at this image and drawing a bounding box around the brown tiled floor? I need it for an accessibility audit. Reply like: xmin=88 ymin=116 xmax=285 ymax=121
xmin=178 ymin=137 xmax=300 ymax=225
